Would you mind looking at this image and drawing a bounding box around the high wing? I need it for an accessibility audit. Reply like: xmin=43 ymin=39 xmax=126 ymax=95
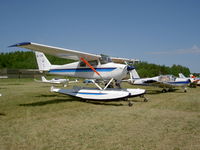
xmin=111 ymin=56 xmax=139 ymax=64
xmin=9 ymin=42 xmax=101 ymax=61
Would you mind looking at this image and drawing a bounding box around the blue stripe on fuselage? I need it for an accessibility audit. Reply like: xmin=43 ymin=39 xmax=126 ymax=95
xmin=75 ymin=92 xmax=107 ymax=95
xmin=49 ymin=67 xmax=116 ymax=73
xmin=167 ymin=81 xmax=190 ymax=84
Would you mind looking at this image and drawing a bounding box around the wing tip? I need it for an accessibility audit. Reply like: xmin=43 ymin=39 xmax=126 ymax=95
xmin=9 ymin=42 xmax=31 ymax=47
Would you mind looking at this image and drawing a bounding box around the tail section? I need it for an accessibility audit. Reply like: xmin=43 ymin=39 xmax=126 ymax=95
xmin=35 ymin=51 xmax=51 ymax=71
xmin=130 ymin=69 xmax=140 ymax=79
xmin=41 ymin=76 xmax=48 ymax=82
xmin=179 ymin=73 xmax=186 ymax=78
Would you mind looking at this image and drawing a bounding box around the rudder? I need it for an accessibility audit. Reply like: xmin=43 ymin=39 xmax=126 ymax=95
xmin=35 ymin=51 xmax=51 ymax=71
xmin=41 ymin=76 xmax=48 ymax=82
xmin=130 ymin=69 xmax=140 ymax=79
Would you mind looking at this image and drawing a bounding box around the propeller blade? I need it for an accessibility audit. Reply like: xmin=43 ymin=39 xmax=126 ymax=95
xmin=80 ymin=57 xmax=103 ymax=79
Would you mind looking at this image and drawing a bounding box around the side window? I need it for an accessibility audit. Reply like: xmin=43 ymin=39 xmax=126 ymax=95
xmin=79 ymin=60 xmax=98 ymax=67
xmin=100 ymin=54 xmax=112 ymax=64
xmin=80 ymin=61 xmax=86 ymax=67
xmin=88 ymin=60 xmax=98 ymax=66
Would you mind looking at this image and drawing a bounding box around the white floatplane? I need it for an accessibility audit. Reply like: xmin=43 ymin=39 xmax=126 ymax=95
xmin=10 ymin=42 xmax=147 ymax=105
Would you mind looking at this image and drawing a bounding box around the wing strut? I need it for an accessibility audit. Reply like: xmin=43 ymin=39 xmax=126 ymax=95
xmin=80 ymin=57 xmax=103 ymax=79
xmin=80 ymin=57 xmax=115 ymax=90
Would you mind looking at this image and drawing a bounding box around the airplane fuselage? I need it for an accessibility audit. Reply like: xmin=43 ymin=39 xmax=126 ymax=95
xmin=132 ymin=75 xmax=190 ymax=87
xmin=46 ymin=79 xmax=67 ymax=84
xmin=49 ymin=62 xmax=128 ymax=81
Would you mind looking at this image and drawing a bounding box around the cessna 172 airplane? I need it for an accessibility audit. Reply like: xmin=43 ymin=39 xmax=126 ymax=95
xmin=10 ymin=42 xmax=147 ymax=105
xmin=126 ymin=69 xmax=190 ymax=92
xmin=34 ymin=76 xmax=78 ymax=87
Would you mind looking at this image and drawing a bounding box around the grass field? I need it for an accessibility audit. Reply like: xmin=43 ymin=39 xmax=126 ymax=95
xmin=0 ymin=78 xmax=200 ymax=150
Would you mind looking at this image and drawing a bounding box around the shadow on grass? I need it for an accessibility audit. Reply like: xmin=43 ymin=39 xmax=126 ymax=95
xmin=19 ymin=98 xmax=81 ymax=107
xmin=86 ymin=101 xmax=124 ymax=106
xmin=146 ymin=90 xmax=163 ymax=95
xmin=6 ymin=83 xmax=23 ymax=86
xmin=19 ymin=93 xmax=128 ymax=107
xmin=131 ymin=99 xmax=147 ymax=103
xmin=147 ymin=88 xmax=180 ymax=95
xmin=0 ymin=87 xmax=7 ymax=89
xmin=19 ymin=96 xmax=126 ymax=107
xmin=19 ymin=99 xmax=126 ymax=107
xmin=35 ymin=94 xmax=66 ymax=98
xmin=0 ymin=113 xmax=6 ymax=116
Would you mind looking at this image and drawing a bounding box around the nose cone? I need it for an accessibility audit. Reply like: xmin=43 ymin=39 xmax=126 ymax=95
xmin=127 ymin=66 xmax=135 ymax=71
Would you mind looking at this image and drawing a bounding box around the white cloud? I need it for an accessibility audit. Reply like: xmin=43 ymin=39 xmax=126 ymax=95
xmin=147 ymin=45 xmax=200 ymax=55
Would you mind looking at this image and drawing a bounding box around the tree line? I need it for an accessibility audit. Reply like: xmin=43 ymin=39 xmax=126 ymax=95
xmin=0 ymin=51 xmax=74 ymax=69
xmin=0 ymin=51 xmax=190 ymax=77
xmin=134 ymin=62 xmax=190 ymax=77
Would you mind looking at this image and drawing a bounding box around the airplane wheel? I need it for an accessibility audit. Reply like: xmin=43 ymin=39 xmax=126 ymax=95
xmin=144 ymin=98 xmax=148 ymax=102
xmin=184 ymin=90 xmax=187 ymax=93
xmin=123 ymin=97 xmax=128 ymax=101
xmin=128 ymin=101 xmax=133 ymax=107
xmin=81 ymin=99 xmax=87 ymax=102
xmin=162 ymin=89 xmax=167 ymax=93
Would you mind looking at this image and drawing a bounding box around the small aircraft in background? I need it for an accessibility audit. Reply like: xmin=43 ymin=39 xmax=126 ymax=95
xmin=10 ymin=42 xmax=146 ymax=106
xmin=197 ymin=80 xmax=200 ymax=86
xmin=179 ymin=73 xmax=200 ymax=86
xmin=126 ymin=69 xmax=190 ymax=92
xmin=34 ymin=76 xmax=78 ymax=87
xmin=179 ymin=73 xmax=195 ymax=83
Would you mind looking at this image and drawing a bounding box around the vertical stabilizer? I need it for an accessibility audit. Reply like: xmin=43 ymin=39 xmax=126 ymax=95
xmin=41 ymin=76 xmax=48 ymax=82
xmin=35 ymin=51 xmax=51 ymax=71
xmin=130 ymin=69 xmax=140 ymax=79
xmin=179 ymin=73 xmax=186 ymax=78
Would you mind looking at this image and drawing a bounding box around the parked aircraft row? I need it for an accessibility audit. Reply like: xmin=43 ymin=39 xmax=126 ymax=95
xmin=10 ymin=42 xmax=194 ymax=106
xmin=125 ymin=69 xmax=190 ymax=92
xmin=34 ymin=76 xmax=78 ymax=87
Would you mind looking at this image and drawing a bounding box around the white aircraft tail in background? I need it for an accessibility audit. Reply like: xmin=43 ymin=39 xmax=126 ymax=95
xmin=41 ymin=76 xmax=48 ymax=82
xmin=35 ymin=76 xmax=78 ymax=87
xmin=178 ymin=73 xmax=186 ymax=79
xmin=130 ymin=69 xmax=140 ymax=79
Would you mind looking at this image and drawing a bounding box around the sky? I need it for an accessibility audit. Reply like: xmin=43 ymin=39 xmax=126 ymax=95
xmin=0 ymin=0 xmax=200 ymax=73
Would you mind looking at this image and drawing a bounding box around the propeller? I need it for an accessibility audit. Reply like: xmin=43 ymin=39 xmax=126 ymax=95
xmin=124 ymin=61 xmax=135 ymax=84
xmin=127 ymin=65 xmax=135 ymax=72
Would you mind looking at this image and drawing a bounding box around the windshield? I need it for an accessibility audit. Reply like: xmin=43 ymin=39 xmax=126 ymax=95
xmin=100 ymin=54 xmax=112 ymax=64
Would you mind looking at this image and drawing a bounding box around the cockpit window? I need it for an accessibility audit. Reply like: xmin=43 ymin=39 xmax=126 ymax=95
xmin=88 ymin=60 xmax=98 ymax=66
xmin=80 ymin=60 xmax=98 ymax=67
xmin=100 ymin=54 xmax=112 ymax=64
xmin=80 ymin=61 xmax=86 ymax=67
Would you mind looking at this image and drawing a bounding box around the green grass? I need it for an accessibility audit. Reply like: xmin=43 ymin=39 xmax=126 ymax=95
xmin=0 ymin=79 xmax=200 ymax=150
